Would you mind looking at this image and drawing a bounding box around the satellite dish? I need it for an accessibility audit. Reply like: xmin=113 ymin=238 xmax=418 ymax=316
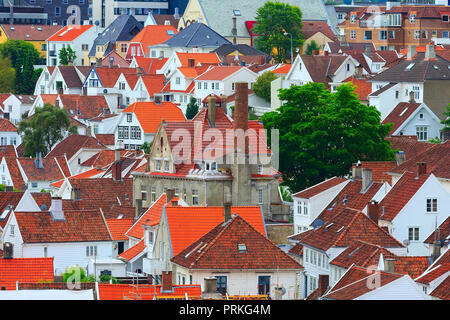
xmin=103 ymin=89 xmax=108 ymax=94
xmin=40 ymin=204 xmax=48 ymax=211
xmin=94 ymin=20 xmax=100 ymax=26
xmin=403 ymin=239 xmax=410 ymax=246
xmin=313 ymin=219 xmax=324 ymax=229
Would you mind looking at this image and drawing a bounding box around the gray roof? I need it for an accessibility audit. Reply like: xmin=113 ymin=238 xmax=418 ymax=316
xmin=212 ymin=44 xmax=268 ymax=57
xmin=369 ymin=82 xmax=398 ymax=97
xmin=163 ymin=22 xmax=231 ymax=48
xmin=88 ymin=15 xmax=143 ymax=57
xmin=370 ymin=53 xmax=450 ymax=83
xmin=194 ymin=0 xmax=331 ymax=40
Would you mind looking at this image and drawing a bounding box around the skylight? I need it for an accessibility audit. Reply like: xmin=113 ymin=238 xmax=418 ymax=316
xmin=337 ymin=226 xmax=345 ymax=233
xmin=325 ymin=223 xmax=334 ymax=230
xmin=167 ymin=30 xmax=175 ymax=36
xmin=399 ymin=107 xmax=408 ymax=117
xmin=238 ymin=244 xmax=247 ymax=252
xmin=233 ymin=10 xmax=241 ymax=16
xmin=0 ymin=205 xmax=12 ymax=220
xmin=405 ymin=63 xmax=415 ymax=71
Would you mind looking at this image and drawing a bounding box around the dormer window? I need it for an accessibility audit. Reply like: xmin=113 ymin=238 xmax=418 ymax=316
xmin=127 ymin=114 xmax=132 ymax=122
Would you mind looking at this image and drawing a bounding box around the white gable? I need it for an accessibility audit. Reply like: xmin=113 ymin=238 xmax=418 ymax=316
xmin=15 ymin=190 xmax=41 ymax=212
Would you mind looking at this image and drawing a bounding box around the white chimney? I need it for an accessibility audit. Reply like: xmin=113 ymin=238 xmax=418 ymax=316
xmin=50 ymin=197 xmax=65 ymax=221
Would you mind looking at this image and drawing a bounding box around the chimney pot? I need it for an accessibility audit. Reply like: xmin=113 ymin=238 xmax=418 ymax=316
xmin=407 ymin=45 xmax=416 ymax=60
xmin=409 ymin=90 xmax=415 ymax=103
xmin=50 ymin=197 xmax=65 ymax=221
xmin=417 ymin=162 xmax=427 ymax=176
xmin=431 ymin=241 xmax=441 ymax=263
xmin=395 ymin=151 xmax=405 ymax=165
xmin=425 ymin=44 xmax=436 ymax=60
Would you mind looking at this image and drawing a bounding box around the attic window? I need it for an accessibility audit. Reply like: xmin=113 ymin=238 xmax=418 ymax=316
xmin=167 ymin=30 xmax=175 ymax=36
xmin=233 ymin=10 xmax=241 ymax=16
xmin=238 ymin=244 xmax=247 ymax=252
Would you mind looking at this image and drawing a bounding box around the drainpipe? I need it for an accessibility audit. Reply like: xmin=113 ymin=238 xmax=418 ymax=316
xmin=204 ymin=180 xmax=207 ymax=206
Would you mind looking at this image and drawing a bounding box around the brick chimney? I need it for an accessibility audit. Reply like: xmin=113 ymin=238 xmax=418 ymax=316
xmin=367 ymin=200 xmax=379 ymax=225
xmin=224 ymin=202 xmax=231 ymax=222
xmin=417 ymin=162 xmax=427 ymax=176
xmin=425 ymin=44 xmax=436 ymax=60
xmin=161 ymin=271 xmax=173 ymax=291
xmin=318 ymin=274 xmax=329 ymax=297
xmin=233 ymin=82 xmax=249 ymax=153
xmin=166 ymin=188 xmax=175 ymax=203
xmin=407 ymin=45 xmax=416 ymax=60
xmin=187 ymin=58 xmax=195 ymax=68
xmin=207 ymin=94 xmax=217 ymax=127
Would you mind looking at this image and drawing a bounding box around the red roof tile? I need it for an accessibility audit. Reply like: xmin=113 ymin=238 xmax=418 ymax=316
xmin=424 ymin=216 xmax=450 ymax=245
xmin=133 ymin=57 xmax=168 ymax=74
xmin=118 ymin=239 xmax=145 ymax=261
xmin=387 ymin=135 xmax=434 ymax=161
xmin=14 ymin=210 xmax=111 ymax=243
xmin=195 ymin=66 xmax=244 ymax=81
xmin=272 ymin=64 xmax=291 ymax=74
xmin=94 ymin=67 xmax=137 ymax=88
xmin=288 ymin=243 xmax=303 ymax=256
xmin=106 ymin=219 xmax=134 ymax=241
xmin=47 ymin=25 xmax=93 ymax=42
xmin=59 ymin=94 xmax=111 ymax=120
xmin=94 ymin=134 xmax=115 ymax=146
xmin=46 ymin=134 xmax=105 ymax=160
xmin=122 ymin=101 xmax=185 ymax=134
xmin=0 ymin=258 xmax=54 ymax=290
xmin=429 ymin=275 xmax=450 ymax=300
xmin=343 ymin=75 xmax=373 ymax=101
xmin=294 ymin=177 xmax=347 ymax=199
xmin=17 ymin=156 xmax=68 ymax=182
xmin=176 ymin=52 xmax=220 ymax=67
xmin=382 ymin=102 xmax=422 ymax=135
xmin=97 ymin=283 xmax=202 ymax=300
xmin=171 ymin=215 xmax=302 ymax=270
xmin=415 ymin=248 xmax=450 ymax=284
xmin=140 ymin=74 xmax=165 ymax=97
xmin=165 ymin=206 xmax=266 ymax=256
xmin=0 ymin=119 xmax=17 ymax=132
xmin=130 ymin=25 xmax=178 ymax=56
xmin=0 ymin=145 xmax=17 ymax=158
xmin=4 ymin=157 xmax=25 ymax=189
xmin=351 ymin=161 xmax=398 ymax=184
xmin=126 ymin=194 xmax=166 ymax=240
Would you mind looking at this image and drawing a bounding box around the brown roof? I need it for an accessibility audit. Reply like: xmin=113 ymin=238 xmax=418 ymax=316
xmin=0 ymin=24 xmax=62 ymax=41
xmin=302 ymin=20 xmax=337 ymax=41
xmin=294 ymin=177 xmax=347 ymax=199
xmin=171 ymin=215 xmax=302 ymax=270
xmin=57 ymin=66 xmax=85 ymax=88
xmin=350 ymin=161 xmax=398 ymax=184
xmin=300 ymin=55 xmax=348 ymax=85
xmin=46 ymin=134 xmax=106 ymax=160
xmin=424 ymin=215 xmax=450 ymax=245
xmin=14 ymin=210 xmax=112 ymax=243
xmin=94 ymin=134 xmax=115 ymax=146
xmin=382 ymin=102 xmax=422 ymax=135
xmin=59 ymin=95 xmax=111 ymax=120
xmin=17 ymin=156 xmax=68 ymax=182
xmin=387 ymin=135 xmax=434 ymax=161
xmin=0 ymin=118 xmax=17 ymax=132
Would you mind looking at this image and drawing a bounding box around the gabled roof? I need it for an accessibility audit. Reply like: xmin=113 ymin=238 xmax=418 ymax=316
xmin=424 ymin=216 xmax=450 ymax=246
xmin=378 ymin=171 xmax=430 ymax=222
xmin=3 ymin=158 xmax=24 ymax=189
xmin=0 ymin=118 xmax=17 ymax=132
xmin=302 ymin=20 xmax=337 ymax=41
xmin=121 ymin=101 xmax=185 ymax=134
xmin=17 ymin=156 xmax=69 ymax=182
xmin=382 ymin=102 xmax=422 ymax=135
xmin=165 ymin=206 xmax=266 ymax=256
xmin=387 ymin=135 xmax=434 ymax=161
xmin=163 ymin=22 xmax=230 ymax=48
xmin=126 ymin=194 xmax=166 ymax=240
xmin=322 ymin=265 xmax=404 ymax=300
xmin=176 ymin=52 xmax=220 ymax=67
xmin=326 ymin=42 xmax=375 ymax=54
xmin=271 ymin=64 xmax=291 ymax=75
xmin=57 ymin=66 xmax=86 ymax=88
xmin=47 ymin=25 xmax=93 ymax=42
xmin=0 ymin=258 xmax=54 ymax=290
xmin=94 ymin=134 xmax=115 ymax=146
xmin=97 ymin=283 xmax=202 ymax=300
xmin=81 ymin=149 xmax=144 ymax=168
xmin=212 ymin=44 xmax=269 ymax=57
xmin=429 ymin=275 xmax=450 ymax=300
xmin=117 ymin=239 xmax=145 ymax=262
xmin=0 ymin=24 xmax=62 ymax=41
xmin=133 ymin=57 xmax=168 ymax=74
xmin=0 ymin=145 xmax=17 ymax=158
xmin=171 ymin=215 xmax=302 ymax=270
xmin=299 ymin=54 xmax=348 ymax=85
xmin=343 ymin=75 xmax=372 ymax=101
xmin=291 ymin=208 xmax=404 ymax=251
xmin=50 ymin=168 xmax=104 ymax=188
xmin=46 ymin=134 xmax=106 ymax=160
xmin=58 ymin=94 xmax=111 ymax=120
xmin=350 ymin=161 xmax=398 ymax=184
xmin=194 ymin=66 xmax=245 ymax=81
xmin=140 ymin=74 xmax=166 ymax=97
xmin=389 ymin=141 xmax=450 ymax=180
xmin=14 ymin=209 xmax=112 ymax=243
xmin=415 ymin=248 xmax=450 ymax=285
xmin=91 ymin=67 xmax=137 ymax=88
xmin=130 ymin=25 xmax=178 ymax=55
xmin=293 ymin=177 xmax=347 ymax=199
xmin=106 ymin=219 xmax=134 ymax=241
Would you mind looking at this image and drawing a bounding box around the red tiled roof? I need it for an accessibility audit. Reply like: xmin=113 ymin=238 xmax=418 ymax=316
xmin=140 ymin=74 xmax=165 ymax=97
xmin=272 ymin=64 xmax=291 ymax=74
xmin=293 ymin=177 xmax=347 ymax=199
xmin=130 ymin=25 xmax=178 ymax=56
xmin=17 ymin=156 xmax=68 ymax=182
xmin=415 ymin=248 xmax=450 ymax=284
xmin=97 ymin=283 xmax=202 ymax=300
xmin=0 ymin=118 xmax=17 ymax=132
xmin=378 ymin=172 xmax=429 ymax=222
xmin=94 ymin=67 xmax=137 ymax=88
xmin=389 ymin=141 xmax=450 ymax=180
xmin=171 ymin=215 xmax=302 ymax=270
xmin=133 ymin=57 xmax=168 ymax=74
xmin=118 ymin=239 xmax=145 ymax=261
xmin=343 ymin=75 xmax=372 ymax=101
xmin=351 ymin=161 xmax=398 ymax=184
xmin=195 ymin=66 xmax=244 ymax=81
xmin=382 ymin=102 xmax=422 ymax=135
xmin=39 ymin=94 xmax=58 ymax=105
xmin=288 ymin=243 xmax=303 ymax=256
xmin=51 ymin=168 xmax=104 ymax=188
xmin=302 ymin=20 xmax=337 ymax=41
xmin=106 ymin=219 xmax=134 ymax=241
xmin=46 ymin=134 xmax=105 ymax=160
xmin=126 ymin=194 xmax=166 ymax=240
xmin=429 ymin=275 xmax=450 ymax=300
xmin=0 ymin=145 xmax=17 ymax=158
xmin=165 ymin=206 xmax=266 ymax=256
xmin=292 ymin=208 xmax=404 ymax=251
xmin=47 ymin=25 xmax=93 ymax=42
xmin=94 ymin=134 xmax=115 ymax=146
xmin=323 ymin=265 xmax=403 ymax=300
xmin=3 ymin=157 xmax=25 ymax=189
xmin=424 ymin=216 xmax=450 ymax=245
xmin=0 ymin=258 xmax=54 ymax=290
xmin=14 ymin=210 xmax=112 ymax=243
xmin=176 ymin=52 xmax=220 ymax=67
xmin=387 ymin=135 xmax=434 ymax=161
xmin=58 ymin=94 xmax=111 ymax=120
xmin=0 ymin=191 xmax=24 ymax=228
xmin=122 ymin=101 xmax=185 ymax=134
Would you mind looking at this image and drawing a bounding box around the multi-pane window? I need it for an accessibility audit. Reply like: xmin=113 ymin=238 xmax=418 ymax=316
xmin=426 ymin=199 xmax=437 ymax=213
xmin=120 ymin=43 xmax=127 ymax=53
xmin=192 ymin=189 xmax=199 ymax=205
xmin=164 ymin=160 xmax=169 ymax=172
xmin=258 ymin=276 xmax=270 ymax=295
xmin=216 ymin=276 xmax=227 ymax=295
xmin=412 ymin=86 xmax=420 ymax=100
xmin=151 ymin=187 xmax=156 ymax=202
xmin=410 ymin=14 xmax=416 ymax=24
xmin=443 ymin=31 xmax=449 ymax=38
xmin=350 ymin=14 xmax=356 ymax=23
xmin=86 ymin=246 xmax=97 ymax=256
xmin=389 ymin=30 xmax=395 ymax=39
xmin=379 ymin=30 xmax=387 ymax=40
xmin=203 ymin=82 xmax=207 ymax=90
xmin=197 ymin=82 xmax=201 ymax=89
xmin=141 ymin=185 xmax=147 ymax=201
xmin=131 ymin=126 xmax=141 ymax=140
xmin=408 ymin=227 xmax=419 ymax=241
xmin=155 ymin=160 xmax=161 ymax=171
xmin=258 ymin=188 xmax=263 ymax=204
xmin=416 ymin=126 xmax=428 ymax=141
xmin=364 ymin=31 xmax=372 ymax=40
xmin=414 ymin=30 xmax=421 ymax=39
xmin=350 ymin=30 xmax=356 ymax=39
xmin=118 ymin=126 xmax=129 ymax=139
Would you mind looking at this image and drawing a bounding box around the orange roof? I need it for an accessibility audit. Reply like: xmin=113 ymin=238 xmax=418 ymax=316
xmin=178 ymin=67 xmax=199 ymax=78
xmin=134 ymin=57 xmax=168 ymax=74
xmin=106 ymin=219 xmax=134 ymax=241
xmin=0 ymin=258 xmax=54 ymax=290
xmin=50 ymin=167 xmax=104 ymax=188
xmin=195 ymin=66 xmax=243 ymax=81
xmin=165 ymin=206 xmax=266 ymax=256
xmin=118 ymin=239 xmax=145 ymax=262
xmin=400 ymin=45 xmax=445 ymax=56
xmin=130 ymin=25 xmax=178 ymax=55
xmin=121 ymin=101 xmax=185 ymax=133
xmin=126 ymin=194 xmax=166 ymax=240
xmin=39 ymin=94 xmax=58 ymax=105
xmin=97 ymin=283 xmax=202 ymax=300
xmin=47 ymin=25 xmax=93 ymax=42
xmin=94 ymin=67 xmax=136 ymax=88
xmin=176 ymin=52 xmax=220 ymax=67
xmin=272 ymin=64 xmax=291 ymax=74
xmin=140 ymin=74 xmax=165 ymax=97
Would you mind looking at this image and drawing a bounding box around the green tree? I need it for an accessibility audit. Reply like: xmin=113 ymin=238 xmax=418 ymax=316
xmin=62 ymin=266 xmax=95 ymax=283
xmin=0 ymin=56 xmax=15 ymax=92
xmin=252 ymin=1 xmax=304 ymax=63
xmin=140 ymin=141 xmax=152 ymax=154
xmin=0 ymin=40 xmax=42 ymax=94
xmin=442 ymin=104 xmax=450 ymax=131
xmin=185 ymin=96 xmax=199 ymax=120
xmin=305 ymin=40 xmax=320 ymax=55
xmin=17 ymin=103 xmax=72 ymax=157
xmin=253 ymin=71 xmax=278 ymax=102
xmin=58 ymin=45 xmax=77 ymax=66
xmin=262 ymin=82 xmax=394 ymax=192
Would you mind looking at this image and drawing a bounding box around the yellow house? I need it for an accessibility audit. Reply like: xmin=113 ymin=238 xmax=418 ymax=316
xmin=0 ymin=24 xmax=63 ymax=62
